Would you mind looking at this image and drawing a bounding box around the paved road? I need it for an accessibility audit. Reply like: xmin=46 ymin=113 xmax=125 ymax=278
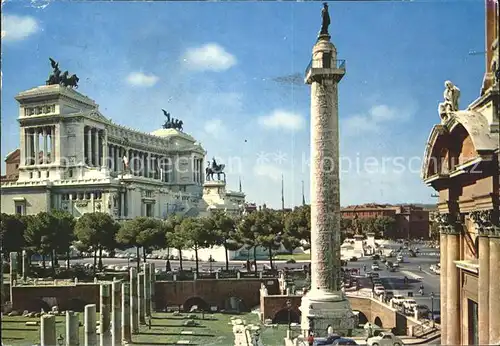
xmin=343 ymin=243 xmax=441 ymax=318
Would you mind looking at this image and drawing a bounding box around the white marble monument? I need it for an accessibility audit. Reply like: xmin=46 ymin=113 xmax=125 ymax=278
xmin=299 ymin=4 xmax=357 ymax=338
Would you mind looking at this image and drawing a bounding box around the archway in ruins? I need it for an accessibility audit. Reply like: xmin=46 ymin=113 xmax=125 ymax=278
xmin=183 ymin=296 xmax=209 ymax=312
xmin=374 ymin=316 xmax=383 ymax=328
xmin=272 ymin=308 xmax=301 ymax=324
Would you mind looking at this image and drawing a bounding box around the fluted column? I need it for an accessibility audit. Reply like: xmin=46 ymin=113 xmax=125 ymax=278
xmin=42 ymin=127 xmax=48 ymax=164
xmin=86 ymin=127 xmax=92 ymax=166
xmin=102 ymin=130 xmax=108 ymax=169
xmin=50 ymin=126 xmax=56 ymax=163
xmin=34 ymin=128 xmax=39 ymax=165
xmin=489 ymin=233 xmax=500 ymax=343
xmin=145 ymin=153 xmax=149 ymax=178
xmin=439 ymin=231 xmax=448 ymax=343
xmin=447 ymin=228 xmax=460 ymax=345
xmin=94 ymin=129 xmax=100 ymax=167
xmin=23 ymin=129 xmax=29 ymax=165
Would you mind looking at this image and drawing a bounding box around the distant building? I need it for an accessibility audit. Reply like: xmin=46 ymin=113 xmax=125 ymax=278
xmin=1 ymin=149 xmax=20 ymax=182
xmin=420 ymin=0 xmax=499 ymax=344
xmin=341 ymin=203 xmax=430 ymax=239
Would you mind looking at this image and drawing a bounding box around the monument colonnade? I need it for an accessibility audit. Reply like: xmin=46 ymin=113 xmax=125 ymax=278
xmin=22 ymin=126 xmax=57 ymax=166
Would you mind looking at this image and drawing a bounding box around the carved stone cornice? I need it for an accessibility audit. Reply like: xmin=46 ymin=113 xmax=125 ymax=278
xmin=434 ymin=212 xmax=462 ymax=235
xmin=469 ymin=209 xmax=495 ymax=236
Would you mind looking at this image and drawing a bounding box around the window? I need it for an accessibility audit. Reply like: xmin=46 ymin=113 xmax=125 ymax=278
xmin=68 ymin=169 xmax=73 ymax=178
xmin=15 ymin=164 xmax=18 ymax=169
xmin=38 ymin=171 xmax=41 ymax=178
xmin=46 ymin=171 xmax=49 ymax=178
xmin=15 ymin=205 xmax=23 ymax=215
xmin=29 ymin=172 xmax=33 ymax=179
xmin=146 ymin=204 xmax=153 ymax=217
xmin=468 ymin=299 xmax=478 ymax=345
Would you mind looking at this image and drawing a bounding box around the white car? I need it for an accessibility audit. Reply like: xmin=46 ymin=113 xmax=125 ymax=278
xmin=366 ymin=332 xmax=403 ymax=346
xmin=374 ymin=285 xmax=385 ymax=295
xmin=403 ymin=299 xmax=417 ymax=311
xmin=372 ymin=263 xmax=380 ymax=271
xmin=391 ymin=295 xmax=406 ymax=306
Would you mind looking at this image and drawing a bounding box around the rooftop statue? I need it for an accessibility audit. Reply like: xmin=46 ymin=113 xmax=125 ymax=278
xmin=320 ymin=2 xmax=331 ymax=37
xmin=162 ymin=109 xmax=184 ymax=131
xmin=46 ymin=58 xmax=79 ymax=88
xmin=438 ymin=81 xmax=460 ymax=122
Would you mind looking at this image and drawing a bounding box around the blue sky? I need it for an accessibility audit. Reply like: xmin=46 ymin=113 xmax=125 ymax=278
xmin=1 ymin=0 xmax=487 ymax=208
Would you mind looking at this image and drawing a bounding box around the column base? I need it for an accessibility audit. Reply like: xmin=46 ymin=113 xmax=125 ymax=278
xmin=299 ymin=289 xmax=358 ymax=338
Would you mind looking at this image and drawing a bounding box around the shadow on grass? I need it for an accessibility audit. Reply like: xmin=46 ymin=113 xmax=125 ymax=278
xmin=138 ymin=331 xmax=215 ymax=337
xmin=149 ymin=324 xmax=207 ymax=328
xmin=132 ymin=343 xmax=198 ymax=346
xmin=2 ymin=327 xmax=39 ymax=331
xmin=1 ymin=337 xmax=26 ymax=340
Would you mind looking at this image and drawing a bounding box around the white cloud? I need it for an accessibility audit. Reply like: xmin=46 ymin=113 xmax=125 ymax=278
xmin=257 ymin=110 xmax=305 ymax=132
xmin=342 ymin=103 xmax=414 ymax=136
xmin=253 ymin=164 xmax=284 ymax=181
xmin=125 ymin=72 xmax=159 ymax=87
xmin=204 ymin=118 xmax=227 ymax=137
xmin=1 ymin=14 xmax=39 ymax=42
xmin=183 ymin=43 xmax=236 ymax=72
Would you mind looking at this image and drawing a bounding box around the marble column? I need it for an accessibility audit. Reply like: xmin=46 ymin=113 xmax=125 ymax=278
xmin=66 ymin=311 xmax=80 ymax=346
xmin=9 ymin=252 xmax=17 ymax=301
xmin=94 ymin=129 xmax=100 ymax=167
xmin=86 ymin=127 xmax=92 ymax=166
xmin=439 ymin=231 xmax=448 ymax=343
xmin=145 ymin=153 xmax=149 ymax=178
xmin=299 ymin=24 xmax=355 ymax=337
xmin=150 ymin=262 xmax=156 ymax=313
xmin=143 ymin=263 xmax=151 ymax=316
xmin=40 ymin=314 xmax=56 ymax=346
xmin=51 ymin=126 xmax=56 ymax=163
xmin=138 ymin=272 xmax=146 ymax=324
xmin=478 ymin=229 xmax=490 ymax=345
xmin=34 ymin=128 xmax=39 ymax=165
xmin=114 ymin=146 xmax=118 ymax=172
xmin=84 ymin=304 xmax=97 ymax=346
xmin=121 ymin=283 xmax=132 ymax=343
xmin=447 ymin=230 xmax=460 ymax=345
xmin=489 ymin=234 xmax=500 ymax=343
xmin=111 ymin=281 xmax=122 ymax=346
xmin=130 ymin=267 xmax=139 ymax=333
xmin=99 ymin=284 xmax=111 ymax=346
xmin=102 ymin=130 xmax=108 ymax=169
xmin=21 ymin=250 xmax=28 ymax=280
xmin=43 ymin=127 xmax=48 ymax=164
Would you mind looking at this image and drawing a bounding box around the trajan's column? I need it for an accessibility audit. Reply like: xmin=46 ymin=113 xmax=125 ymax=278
xmin=299 ymin=3 xmax=357 ymax=337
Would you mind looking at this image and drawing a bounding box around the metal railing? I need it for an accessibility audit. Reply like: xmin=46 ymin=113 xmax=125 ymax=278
xmin=305 ymin=59 xmax=346 ymax=77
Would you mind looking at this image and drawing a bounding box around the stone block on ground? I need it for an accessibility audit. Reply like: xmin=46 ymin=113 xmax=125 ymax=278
xmin=180 ymin=331 xmax=193 ymax=335
xmin=25 ymin=321 xmax=39 ymax=326
xmin=176 ymin=341 xmax=191 ymax=345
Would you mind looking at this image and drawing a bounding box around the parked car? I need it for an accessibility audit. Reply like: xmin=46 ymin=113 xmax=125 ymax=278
xmin=314 ymin=335 xmax=341 ymax=345
xmin=391 ymin=295 xmax=406 ymax=306
xmin=371 ymin=272 xmax=380 ymax=279
xmin=372 ymin=254 xmax=381 ymax=260
xmin=396 ymin=255 xmax=404 ymax=263
xmin=403 ymin=299 xmax=418 ymax=311
xmin=366 ymin=332 xmax=403 ymax=346
xmin=374 ymin=285 xmax=385 ymax=295
xmin=332 ymin=338 xmax=358 ymax=345
xmin=349 ymin=256 xmax=358 ymax=262
xmin=372 ymin=278 xmax=382 ymax=285
xmin=371 ymin=263 xmax=380 ymax=271
xmin=414 ymin=304 xmax=430 ymax=317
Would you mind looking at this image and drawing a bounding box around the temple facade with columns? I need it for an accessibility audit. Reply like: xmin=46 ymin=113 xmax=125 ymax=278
xmin=421 ymin=1 xmax=499 ymax=344
xmin=0 ymin=82 xmax=245 ymax=220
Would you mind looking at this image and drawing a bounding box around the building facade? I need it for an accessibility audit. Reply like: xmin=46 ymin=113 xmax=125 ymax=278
xmin=421 ymin=1 xmax=499 ymax=344
xmin=341 ymin=204 xmax=430 ymax=239
xmin=0 ymin=83 xmax=245 ymax=219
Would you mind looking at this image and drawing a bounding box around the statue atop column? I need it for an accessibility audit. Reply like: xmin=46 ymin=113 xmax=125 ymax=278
xmin=438 ymin=80 xmax=460 ymax=122
xmin=162 ymin=109 xmax=184 ymax=131
xmin=205 ymin=158 xmax=226 ymax=182
xmin=319 ymin=2 xmax=331 ymax=37
xmin=46 ymin=58 xmax=79 ymax=88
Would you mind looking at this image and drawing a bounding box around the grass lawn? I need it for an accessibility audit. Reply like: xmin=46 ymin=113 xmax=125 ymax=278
xmin=2 ymin=312 xmax=290 ymax=345
xmin=273 ymin=253 xmax=311 ymax=261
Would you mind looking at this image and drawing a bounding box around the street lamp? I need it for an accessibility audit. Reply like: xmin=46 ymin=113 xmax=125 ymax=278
xmin=209 ymin=254 xmax=213 ymax=272
xmin=286 ymin=299 xmax=292 ymax=332
xmin=430 ymin=292 xmax=435 ymax=326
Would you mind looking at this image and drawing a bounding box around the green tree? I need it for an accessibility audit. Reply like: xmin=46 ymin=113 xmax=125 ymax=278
xmin=374 ymin=216 xmax=396 ymax=239
xmin=0 ymin=213 xmax=26 ymax=260
xmin=254 ymin=209 xmax=284 ymax=268
xmin=50 ymin=210 xmax=76 ymax=269
xmin=210 ymin=210 xmax=240 ymax=271
xmin=23 ymin=212 xmax=56 ymax=270
xmin=180 ymin=217 xmax=216 ymax=275
xmin=75 ymin=212 xmax=118 ymax=272
xmin=236 ymin=212 xmax=260 ymax=273
xmin=165 ymin=215 xmax=185 ymax=271
xmin=283 ymin=206 xmax=311 ymax=254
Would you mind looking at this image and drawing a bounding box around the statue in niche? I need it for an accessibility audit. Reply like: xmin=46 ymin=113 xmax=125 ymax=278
xmin=319 ymin=2 xmax=331 ymax=37
xmin=162 ymin=109 xmax=184 ymax=131
xmin=205 ymin=158 xmax=226 ymax=181
xmin=438 ymin=81 xmax=460 ymax=121
xmin=122 ymin=155 xmax=129 ymax=171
